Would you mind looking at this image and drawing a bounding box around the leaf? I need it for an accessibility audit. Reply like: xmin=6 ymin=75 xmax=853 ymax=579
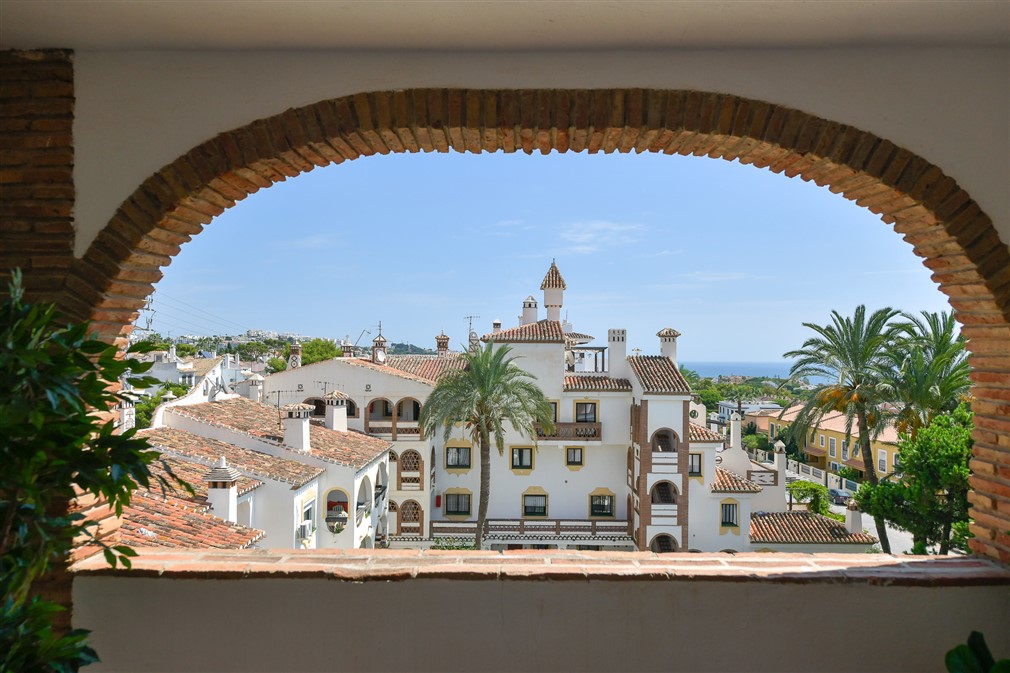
xmin=967 ymin=632 xmax=996 ymax=672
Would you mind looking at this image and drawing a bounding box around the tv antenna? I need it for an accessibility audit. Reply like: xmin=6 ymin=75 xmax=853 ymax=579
xmin=464 ymin=314 xmax=480 ymax=333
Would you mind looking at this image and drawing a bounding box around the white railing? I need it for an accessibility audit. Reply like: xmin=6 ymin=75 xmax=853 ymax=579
xmin=650 ymin=504 xmax=678 ymax=521
xmin=430 ymin=519 xmax=631 ymax=537
xmin=651 ymin=452 xmax=679 ymax=474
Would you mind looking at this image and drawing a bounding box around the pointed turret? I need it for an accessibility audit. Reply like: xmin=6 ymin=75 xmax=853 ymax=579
xmin=540 ymin=260 xmax=566 ymax=322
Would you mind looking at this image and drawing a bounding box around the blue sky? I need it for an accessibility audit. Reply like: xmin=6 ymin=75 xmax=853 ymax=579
xmin=144 ymin=151 xmax=951 ymax=362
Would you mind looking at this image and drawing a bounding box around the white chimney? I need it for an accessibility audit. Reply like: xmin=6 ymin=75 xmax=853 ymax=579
xmin=657 ymin=327 xmax=680 ymax=363
xmin=204 ymin=457 xmax=242 ymax=523
xmin=246 ymin=374 xmax=263 ymax=403
xmin=774 ymin=439 xmax=787 ymax=485
xmin=607 ymin=329 xmax=628 ymax=378
xmin=492 ymin=319 xmax=502 ymax=334
xmin=846 ymin=501 xmax=863 ymax=535
xmin=324 ymin=390 xmax=349 ymax=432
xmin=521 ymin=296 xmax=538 ymax=325
xmin=730 ymin=412 xmax=742 ymax=452
xmin=282 ymin=403 xmax=313 ymax=452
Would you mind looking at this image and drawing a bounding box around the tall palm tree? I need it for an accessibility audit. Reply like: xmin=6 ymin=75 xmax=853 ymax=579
xmin=419 ymin=343 xmax=554 ymax=550
xmin=784 ymin=305 xmax=903 ymax=553
xmin=880 ymin=310 xmax=971 ymax=438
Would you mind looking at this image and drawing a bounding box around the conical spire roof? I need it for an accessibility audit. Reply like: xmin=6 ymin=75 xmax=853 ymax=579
xmin=540 ymin=260 xmax=567 ymax=290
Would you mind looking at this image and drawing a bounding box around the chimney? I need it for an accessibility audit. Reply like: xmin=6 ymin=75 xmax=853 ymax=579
xmin=246 ymin=374 xmax=263 ymax=402
xmin=846 ymin=501 xmax=863 ymax=535
xmin=492 ymin=319 xmax=502 ymax=334
xmin=436 ymin=330 xmax=450 ymax=356
xmin=168 ymin=342 xmax=177 ymax=362
xmin=282 ymin=403 xmax=313 ymax=452
xmin=657 ymin=327 xmax=680 ymax=364
xmin=204 ymin=457 xmax=242 ymax=523
xmin=607 ymin=328 xmax=628 ymax=378
xmin=730 ymin=412 xmax=742 ymax=452
xmin=521 ymin=296 xmax=538 ymax=325
xmin=774 ymin=439 xmax=787 ymax=484
xmin=371 ymin=323 xmax=387 ymax=364
xmin=288 ymin=341 xmax=302 ymax=369
xmin=540 ymin=260 xmax=567 ymax=323
xmin=343 ymin=335 xmax=354 ymax=357
xmin=324 ymin=390 xmax=349 ymax=432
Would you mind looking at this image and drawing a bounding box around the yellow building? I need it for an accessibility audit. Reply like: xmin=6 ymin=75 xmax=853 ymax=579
xmin=771 ymin=406 xmax=900 ymax=479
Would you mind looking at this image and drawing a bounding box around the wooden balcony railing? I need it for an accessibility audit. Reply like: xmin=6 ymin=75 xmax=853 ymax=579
xmin=535 ymin=422 xmax=602 ymax=441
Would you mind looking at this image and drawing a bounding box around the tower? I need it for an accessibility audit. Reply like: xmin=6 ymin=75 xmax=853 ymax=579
xmin=288 ymin=340 xmax=302 ymax=369
xmin=371 ymin=322 xmax=387 ymax=363
xmin=435 ymin=330 xmax=450 ymax=356
xmin=540 ymin=259 xmax=567 ymax=322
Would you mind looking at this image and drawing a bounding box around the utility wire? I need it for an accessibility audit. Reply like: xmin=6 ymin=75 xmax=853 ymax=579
xmin=153 ymin=291 xmax=252 ymax=333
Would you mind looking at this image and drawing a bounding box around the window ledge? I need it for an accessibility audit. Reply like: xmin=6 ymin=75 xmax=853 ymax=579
xmin=70 ymin=549 xmax=1010 ymax=586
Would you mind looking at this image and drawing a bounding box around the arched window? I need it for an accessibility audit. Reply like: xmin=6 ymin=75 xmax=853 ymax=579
xmin=650 ymin=428 xmax=680 ymax=453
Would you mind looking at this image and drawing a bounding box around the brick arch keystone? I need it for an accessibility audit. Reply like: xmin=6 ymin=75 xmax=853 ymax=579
xmin=62 ymin=88 xmax=1010 ymax=562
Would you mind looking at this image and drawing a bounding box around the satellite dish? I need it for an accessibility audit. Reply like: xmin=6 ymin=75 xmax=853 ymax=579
xmin=376 ymin=350 xmax=386 ymax=363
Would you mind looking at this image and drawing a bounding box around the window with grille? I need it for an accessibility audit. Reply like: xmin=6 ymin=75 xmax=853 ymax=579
xmin=842 ymin=441 xmax=849 ymax=460
xmin=689 ymin=453 xmax=702 ymax=476
xmin=720 ymin=503 xmax=738 ymax=527
xmin=590 ymin=495 xmax=614 ymax=517
xmin=549 ymin=401 xmax=558 ymax=422
xmin=512 ymin=447 xmax=532 ymax=469
xmin=523 ymin=494 xmax=547 ymax=517
xmin=446 ymin=446 xmax=471 ymax=468
xmin=566 ymin=447 xmax=583 ymax=466
xmin=829 ymin=437 xmax=836 ymax=457
xmin=575 ymin=402 xmax=597 ymax=423
xmin=445 ymin=493 xmax=470 ymax=516
xmin=878 ymin=450 xmax=887 ymax=474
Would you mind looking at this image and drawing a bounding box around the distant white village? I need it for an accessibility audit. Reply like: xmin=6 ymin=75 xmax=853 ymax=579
xmin=118 ymin=262 xmax=877 ymax=554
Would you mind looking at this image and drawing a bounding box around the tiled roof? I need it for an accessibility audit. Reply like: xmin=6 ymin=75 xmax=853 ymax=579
xmin=540 ymin=261 xmax=567 ymax=290
xmin=627 ymin=355 xmax=692 ymax=394
xmin=777 ymin=406 xmax=899 ymax=444
xmin=386 ymin=353 xmax=467 ymax=383
xmin=167 ymin=397 xmax=390 ymax=469
xmin=565 ymin=332 xmax=595 ymax=343
xmin=146 ymin=455 xmax=263 ymax=502
xmin=711 ymin=466 xmax=763 ymax=493
xmin=120 ymin=491 xmax=264 ymax=550
xmin=339 ymin=357 xmax=439 ymax=386
xmin=563 ymin=375 xmax=633 ymax=392
xmin=482 ymin=319 xmax=566 ymax=343
xmin=180 ymin=356 xmax=223 ymax=378
xmin=689 ymin=423 xmax=724 ymax=442
xmin=749 ymin=511 xmax=878 ymax=545
xmin=656 ymin=327 xmax=681 ymax=338
xmin=140 ymin=426 xmax=322 ymax=488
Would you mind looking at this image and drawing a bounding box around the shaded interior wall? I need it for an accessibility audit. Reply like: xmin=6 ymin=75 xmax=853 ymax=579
xmin=74 ymin=573 xmax=1010 ymax=673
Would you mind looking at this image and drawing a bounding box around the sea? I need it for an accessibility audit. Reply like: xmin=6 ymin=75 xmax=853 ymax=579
xmin=679 ymin=361 xmax=797 ymax=380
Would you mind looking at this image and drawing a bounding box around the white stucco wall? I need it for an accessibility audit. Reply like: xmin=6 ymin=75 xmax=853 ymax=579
xmin=71 ymin=47 xmax=1009 ymax=260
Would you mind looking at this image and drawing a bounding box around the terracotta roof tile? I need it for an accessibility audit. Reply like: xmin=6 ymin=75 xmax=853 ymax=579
xmin=563 ymin=375 xmax=633 ymax=392
xmin=540 ymin=261 xmax=567 ymax=290
xmin=711 ymin=466 xmax=763 ymax=493
xmin=749 ymin=511 xmax=878 ymax=545
xmin=166 ymin=397 xmax=390 ymax=469
xmin=179 ymin=356 xmax=223 ymax=378
xmin=120 ymin=491 xmax=264 ymax=550
xmin=386 ymin=353 xmax=467 ymax=382
xmin=777 ymin=406 xmax=899 ymax=444
xmin=627 ymin=355 xmax=692 ymax=394
xmin=338 ymin=357 xmax=439 ymax=386
xmin=145 ymin=455 xmax=263 ymax=503
xmin=139 ymin=426 xmax=322 ymax=488
xmin=689 ymin=423 xmax=724 ymax=442
xmin=482 ymin=319 xmax=566 ymax=343
xmin=656 ymin=327 xmax=681 ymax=338
xmin=565 ymin=332 xmax=595 ymax=343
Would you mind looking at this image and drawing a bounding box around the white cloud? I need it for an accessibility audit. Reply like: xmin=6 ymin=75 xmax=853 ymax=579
xmin=559 ymin=220 xmax=646 ymax=254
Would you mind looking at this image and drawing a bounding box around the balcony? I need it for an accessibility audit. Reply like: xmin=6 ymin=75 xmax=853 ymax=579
xmin=650 ymin=503 xmax=679 ymax=523
xmin=535 ymin=422 xmax=602 ymax=441
xmin=431 ymin=518 xmax=629 ymax=538
xmin=650 ymin=451 xmax=679 ymax=474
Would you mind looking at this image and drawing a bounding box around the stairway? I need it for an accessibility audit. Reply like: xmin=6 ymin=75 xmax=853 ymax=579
xmin=655 ymin=434 xmax=675 ymax=452
xmin=654 ymin=536 xmax=674 ymax=553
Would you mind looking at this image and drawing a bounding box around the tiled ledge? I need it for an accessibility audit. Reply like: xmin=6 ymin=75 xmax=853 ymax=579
xmin=71 ymin=549 xmax=1010 ymax=586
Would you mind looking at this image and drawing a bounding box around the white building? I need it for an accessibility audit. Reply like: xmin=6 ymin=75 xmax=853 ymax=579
xmin=262 ymin=262 xmax=875 ymax=553
xmin=716 ymin=399 xmax=783 ymax=425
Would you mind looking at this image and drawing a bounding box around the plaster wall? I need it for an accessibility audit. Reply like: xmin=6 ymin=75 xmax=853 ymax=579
xmin=642 ymin=396 xmax=689 ymax=447
xmin=73 ymin=574 xmax=1010 ymax=672
xmin=72 ymin=47 xmax=1010 ymax=260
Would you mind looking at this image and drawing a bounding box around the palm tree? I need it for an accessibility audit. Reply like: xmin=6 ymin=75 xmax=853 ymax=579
xmin=784 ymin=305 xmax=903 ymax=553
xmin=880 ymin=311 xmax=971 ymax=438
xmin=418 ymin=342 xmax=554 ymax=550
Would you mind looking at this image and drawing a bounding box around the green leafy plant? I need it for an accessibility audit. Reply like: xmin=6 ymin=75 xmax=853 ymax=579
xmin=1 ymin=270 xmax=189 ymax=671
xmin=786 ymin=480 xmax=831 ymax=516
xmin=946 ymin=631 xmax=1009 ymax=673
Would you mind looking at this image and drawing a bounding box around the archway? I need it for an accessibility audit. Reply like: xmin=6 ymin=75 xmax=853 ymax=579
xmin=398 ymin=500 xmax=423 ymax=537
xmin=650 ymin=481 xmax=679 ymax=504
xmin=57 ymin=88 xmax=1010 ymax=562
xmin=650 ymin=428 xmax=680 ymax=453
xmin=398 ymin=450 xmax=423 ymax=491
xmin=649 ymin=534 xmax=679 ymax=553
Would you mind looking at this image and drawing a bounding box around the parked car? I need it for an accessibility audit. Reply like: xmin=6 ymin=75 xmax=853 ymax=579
xmin=828 ymin=488 xmax=853 ymax=505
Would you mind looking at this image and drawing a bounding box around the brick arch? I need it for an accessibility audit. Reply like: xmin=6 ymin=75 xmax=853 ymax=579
xmin=60 ymin=88 xmax=1010 ymax=562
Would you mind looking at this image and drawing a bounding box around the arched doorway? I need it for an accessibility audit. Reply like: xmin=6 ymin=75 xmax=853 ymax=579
xmin=53 ymin=88 xmax=1010 ymax=562
xmin=398 ymin=449 xmax=422 ymax=491
xmin=649 ymin=534 xmax=679 ymax=553
xmin=650 ymin=428 xmax=680 ymax=453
